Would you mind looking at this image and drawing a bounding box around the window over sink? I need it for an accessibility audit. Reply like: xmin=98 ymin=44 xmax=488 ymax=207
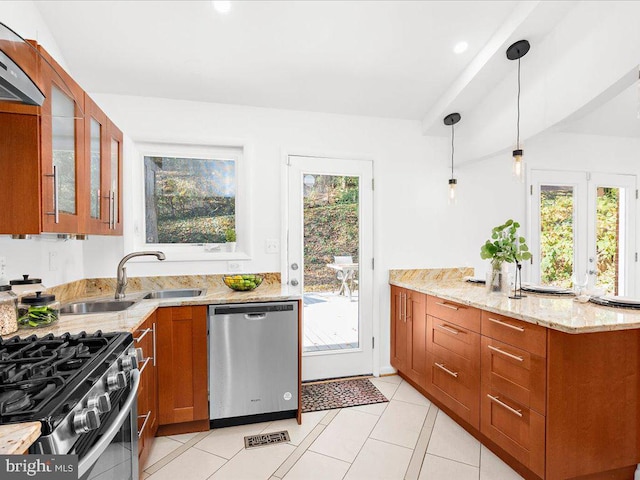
xmin=133 ymin=142 xmax=249 ymax=261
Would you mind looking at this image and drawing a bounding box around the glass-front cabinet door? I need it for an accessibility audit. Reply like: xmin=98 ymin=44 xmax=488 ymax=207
xmin=107 ymin=120 xmax=123 ymax=234
xmin=40 ymin=46 xmax=84 ymax=233
xmin=83 ymin=94 xmax=108 ymax=233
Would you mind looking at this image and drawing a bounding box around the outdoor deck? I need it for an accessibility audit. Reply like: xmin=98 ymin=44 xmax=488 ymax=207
xmin=303 ymin=291 xmax=359 ymax=352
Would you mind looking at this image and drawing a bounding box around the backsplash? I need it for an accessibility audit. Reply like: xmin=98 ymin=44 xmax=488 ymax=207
xmin=37 ymin=273 xmax=282 ymax=303
xmin=389 ymin=267 xmax=474 ymax=284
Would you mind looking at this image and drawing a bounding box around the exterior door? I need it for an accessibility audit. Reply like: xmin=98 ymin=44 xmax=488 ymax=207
xmin=287 ymin=155 xmax=374 ymax=381
xmin=528 ymin=169 xmax=636 ymax=295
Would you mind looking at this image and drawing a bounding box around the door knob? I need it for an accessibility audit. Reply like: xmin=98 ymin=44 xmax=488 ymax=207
xmin=291 ymin=263 xmax=299 ymax=270
xmin=290 ymin=279 xmax=299 ymax=286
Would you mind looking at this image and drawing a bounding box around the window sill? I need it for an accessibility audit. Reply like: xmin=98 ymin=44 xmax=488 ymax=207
xmin=127 ymin=251 xmax=251 ymax=263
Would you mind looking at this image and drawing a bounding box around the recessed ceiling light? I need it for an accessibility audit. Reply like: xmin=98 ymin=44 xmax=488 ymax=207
xmin=454 ymin=41 xmax=469 ymax=54
xmin=212 ymin=1 xmax=231 ymax=14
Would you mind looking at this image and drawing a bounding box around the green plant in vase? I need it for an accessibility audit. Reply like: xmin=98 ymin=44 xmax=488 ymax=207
xmin=225 ymin=229 xmax=237 ymax=252
xmin=480 ymin=219 xmax=532 ymax=294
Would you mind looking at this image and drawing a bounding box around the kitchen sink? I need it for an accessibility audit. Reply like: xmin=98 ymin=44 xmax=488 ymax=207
xmin=142 ymin=288 xmax=205 ymax=299
xmin=60 ymin=300 xmax=138 ymax=315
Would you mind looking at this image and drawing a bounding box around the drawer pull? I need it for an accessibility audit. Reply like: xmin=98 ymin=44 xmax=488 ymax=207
xmin=437 ymin=324 xmax=461 ymax=335
xmin=488 ymin=317 xmax=525 ymax=332
xmin=137 ymin=411 xmax=152 ymax=438
xmin=487 ymin=394 xmax=523 ymax=418
xmin=139 ymin=357 xmax=152 ymax=375
xmin=434 ymin=362 xmax=459 ymax=378
xmin=436 ymin=302 xmax=459 ymax=311
xmin=488 ymin=345 xmax=524 ymax=362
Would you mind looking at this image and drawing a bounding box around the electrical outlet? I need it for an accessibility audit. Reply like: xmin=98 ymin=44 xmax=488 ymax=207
xmin=265 ymin=239 xmax=279 ymax=254
xmin=227 ymin=261 xmax=241 ymax=272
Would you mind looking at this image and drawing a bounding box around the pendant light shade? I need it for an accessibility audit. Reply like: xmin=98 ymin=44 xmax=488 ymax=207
xmin=506 ymin=39 xmax=530 ymax=182
xmin=444 ymin=112 xmax=461 ymax=204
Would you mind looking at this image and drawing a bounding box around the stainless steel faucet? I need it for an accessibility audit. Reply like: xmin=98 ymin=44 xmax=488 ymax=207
xmin=115 ymin=251 xmax=166 ymax=299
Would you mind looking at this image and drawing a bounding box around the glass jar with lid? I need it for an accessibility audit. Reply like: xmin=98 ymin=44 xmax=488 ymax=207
xmin=0 ymin=285 xmax=18 ymax=336
xmin=10 ymin=275 xmax=45 ymax=296
xmin=18 ymin=292 xmax=60 ymax=329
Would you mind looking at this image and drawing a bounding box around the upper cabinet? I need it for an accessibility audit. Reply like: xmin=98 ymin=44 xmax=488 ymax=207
xmin=0 ymin=42 xmax=122 ymax=236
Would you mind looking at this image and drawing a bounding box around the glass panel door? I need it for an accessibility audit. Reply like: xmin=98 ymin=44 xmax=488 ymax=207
xmin=288 ymin=156 xmax=373 ymax=381
xmin=110 ymin=137 xmax=120 ymax=226
xmin=302 ymin=174 xmax=359 ymax=352
xmin=51 ymin=85 xmax=76 ymax=215
xmin=90 ymin=118 xmax=102 ymax=220
xmin=539 ymin=185 xmax=575 ymax=288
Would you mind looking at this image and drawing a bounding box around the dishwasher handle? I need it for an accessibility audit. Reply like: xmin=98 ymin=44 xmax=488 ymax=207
xmin=245 ymin=313 xmax=267 ymax=320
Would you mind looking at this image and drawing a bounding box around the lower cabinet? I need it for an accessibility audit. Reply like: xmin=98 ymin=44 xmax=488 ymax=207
xmin=156 ymin=306 xmax=209 ymax=431
xmin=392 ymin=288 xmax=640 ymax=479
xmin=135 ymin=313 xmax=158 ymax=476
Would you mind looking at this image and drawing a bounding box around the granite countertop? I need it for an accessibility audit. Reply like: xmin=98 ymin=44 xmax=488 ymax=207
xmin=390 ymin=268 xmax=640 ymax=334
xmin=0 ymin=279 xmax=298 ymax=454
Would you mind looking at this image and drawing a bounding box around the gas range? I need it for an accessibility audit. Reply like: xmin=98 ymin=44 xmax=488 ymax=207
xmin=0 ymin=331 xmax=140 ymax=479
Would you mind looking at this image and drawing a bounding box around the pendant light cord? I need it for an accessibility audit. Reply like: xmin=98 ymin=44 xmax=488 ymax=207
xmin=451 ymin=124 xmax=455 ymax=178
xmin=517 ymin=57 xmax=521 ymax=149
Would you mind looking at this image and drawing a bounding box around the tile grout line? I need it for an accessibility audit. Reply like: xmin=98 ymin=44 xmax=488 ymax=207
xmin=144 ymin=431 xmax=222 ymax=476
xmin=271 ymin=423 xmax=327 ymax=479
xmin=405 ymin=403 xmax=439 ymax=480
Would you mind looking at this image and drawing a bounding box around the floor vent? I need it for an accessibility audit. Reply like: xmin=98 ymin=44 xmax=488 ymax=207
xmin=244 ymin=430 xmax=290 ymax=449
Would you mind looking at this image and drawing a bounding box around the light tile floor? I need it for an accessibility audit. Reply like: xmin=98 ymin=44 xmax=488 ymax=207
xmin=142 ymin=376 xmax=524 ymax=480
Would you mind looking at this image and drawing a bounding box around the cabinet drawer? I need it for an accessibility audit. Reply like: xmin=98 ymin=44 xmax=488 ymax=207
xmin=481 ymin=337 xmax=546 ymax=414
xmin=481 ymin=385 xmax=545 ymax=478
xmin=481 ymin=311 xmax=546 ymax=357
xmin=427 ymin=295 xmax=481 ymax=333
xmin=428 ymin=347 xmax=480 ymax=428
xmin=429 ymin=315 xmax=479 ymax=362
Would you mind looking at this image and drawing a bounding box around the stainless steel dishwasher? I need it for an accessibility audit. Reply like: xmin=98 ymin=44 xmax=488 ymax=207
xmin=209 ymin=301 xmax=298 ymax=427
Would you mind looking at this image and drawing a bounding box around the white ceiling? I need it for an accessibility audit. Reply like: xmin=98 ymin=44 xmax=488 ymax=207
xmin=559 ymin=83 xmax=640 ymax=138
xmin=34 ymin=0 xmax=523 ymax=120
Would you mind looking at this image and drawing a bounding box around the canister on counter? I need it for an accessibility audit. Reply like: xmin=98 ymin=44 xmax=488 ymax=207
xmin=0 ymin=285 xmax=18 ymax=336
xmin=18 ymin=291 xmax=59 ymax=329
xmin=10 ymin=275 xmax=45 ymax=296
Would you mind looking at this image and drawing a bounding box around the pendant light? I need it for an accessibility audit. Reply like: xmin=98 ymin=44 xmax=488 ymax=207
xmin=506 ymin=39 xmax=530 ymax=181
xmin=443 ymin=112 xmax=461 ymax=204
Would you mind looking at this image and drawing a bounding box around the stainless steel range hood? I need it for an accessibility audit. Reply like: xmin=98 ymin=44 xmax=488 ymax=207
xmin=0 ymin=22 xmax=45 ymax=106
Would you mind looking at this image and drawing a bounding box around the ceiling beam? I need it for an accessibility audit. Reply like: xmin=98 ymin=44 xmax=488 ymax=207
xmin=421 ymin=0 xmax=540 ymax=135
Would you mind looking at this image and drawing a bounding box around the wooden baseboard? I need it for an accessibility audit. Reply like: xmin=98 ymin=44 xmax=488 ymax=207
xmin=156 ymin=419 xmax=210 ymax=437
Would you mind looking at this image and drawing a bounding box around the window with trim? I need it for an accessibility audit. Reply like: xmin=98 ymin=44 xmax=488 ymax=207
xmin=140 ymin=145 xmax=244 ymax=254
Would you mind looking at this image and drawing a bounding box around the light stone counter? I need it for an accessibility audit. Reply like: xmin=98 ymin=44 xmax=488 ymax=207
xmin=0 ymin=276 xmax=298 ymax=454
xmin=0 ymin=423 xmax=41 ymax=455
xmin=390 ymin=268 xmax=640 ymax=334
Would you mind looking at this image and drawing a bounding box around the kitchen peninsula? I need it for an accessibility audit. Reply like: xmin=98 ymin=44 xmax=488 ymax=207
xmin=390 ymin=268 xmax=640 ymax=480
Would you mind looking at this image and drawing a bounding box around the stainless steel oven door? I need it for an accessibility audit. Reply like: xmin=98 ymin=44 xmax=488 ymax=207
xmin=78 ymin=369 xmax=140 ymax=480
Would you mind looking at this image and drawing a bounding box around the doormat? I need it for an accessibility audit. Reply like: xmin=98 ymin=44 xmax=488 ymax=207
xmin=301 ymin=377 xmax=389 ymax=413
xmin=244 ymin=430 xmax=290 ymax=449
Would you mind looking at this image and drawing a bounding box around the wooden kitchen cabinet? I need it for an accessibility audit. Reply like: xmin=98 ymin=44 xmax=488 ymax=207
xmin=82 ymin=95 xmax=123 ymax=234
xmin=390 ymin=287 xmax=427 ymax=388
xmin=135 ymin=313 xmax=158 ymax=476
xmin=156 ymin=306 xmax=209 ymax=434
xmin=425 ymin=296 xmax=481 ymax=428
xmin=0 ymin=41 xmax=123 ymax=236
xmin=0 ymin=44 xmax=85 ymax=234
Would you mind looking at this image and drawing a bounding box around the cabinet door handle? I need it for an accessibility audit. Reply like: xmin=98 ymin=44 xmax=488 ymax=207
xmin=488 ymin=317 xmax=525 ymax=332
xmin=437 ymin=324 xmax=461 ymax=335
xmin=436 ymin=301 xmax=459 ymax=311
xmin=110 ymin=190 xmax=115 ymax=229
xmin=45 ymin=165 xmax=59 ymax=224
xmin=401 ymin=293 xmax=406 ymax=323
xmin=134 ymin=328 xmax=152 ymax=342
xmin=137 ymin=411 xmax=152 ymax=438
xmin=152 ymin=322 xmax=157 ymax=367
xmin=488 ymin=344 xmax=524 ymax=362
xmin=487 ymin=394 xmax=523 ymax=418
xmin=434 ymin=362 xmax=458 ymax=378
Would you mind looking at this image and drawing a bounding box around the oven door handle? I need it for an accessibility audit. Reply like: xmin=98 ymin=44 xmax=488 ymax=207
xmin=78 ymin=369 xmax=140 ymax=478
